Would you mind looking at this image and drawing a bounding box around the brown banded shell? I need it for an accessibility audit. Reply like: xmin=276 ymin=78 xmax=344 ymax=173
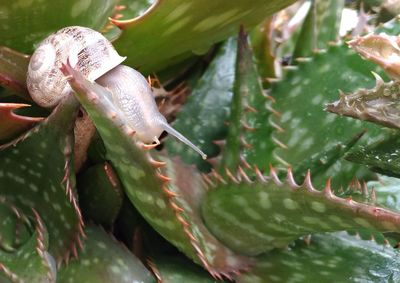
xmin=27 ymin=26 xmax=126 ymax=108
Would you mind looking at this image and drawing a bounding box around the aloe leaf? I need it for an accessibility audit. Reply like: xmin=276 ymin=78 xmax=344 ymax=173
xmin=293 ymin=0 xmax=344 ymax=58
xmin=0 ymin=0 xmax=117 ymax=53
xmin=249 ymin=18 xmax=277 ymax=82
xmin=368 ymin=176 xmax=400 ymax=212
xmin=0 ymin=199 xmax=32 ymax=252
xmin=0 ymin=95 xmax=83 ymax=262
xmin=112 ymin=0 xmax=297 ymax=72
xmin=346 ymin=133 xmax=400 ymax=178
xmin=202 ymin=168 xmax=400 ymax=256
xmin=0 ymin=103 xmax=44 ymax=143
xmin=326 ymin=73 xmax=400 ymax=129
xmin=219 ymin=29 xmax=274 ymax=172
xmin=0 ymin=47 xmax=30 ymax=99
xmin=0 ymin=202 xmax=56 ymax=283
xmin=292 ymin=131 xmax=366 ymax=184
xmin=165 ymin=38 xmax=237 ymax=170
xmin=78 ymin=162 xmax=123 ymax=227
xmin=236 ymin=232 xmax=400 ymax=283
xmin=58 ymin=225 xmax=154 ymax=283
xmin=270 ymin=43 xmax=388 ymax=188
xmin=61 ymin=62 xmax=251 ymax=278
xmin=149 ymin=256 xmax=225 ymax=283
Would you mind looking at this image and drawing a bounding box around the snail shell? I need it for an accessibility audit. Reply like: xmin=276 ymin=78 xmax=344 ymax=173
xmin=27 ymin=26 xmax=125 ymax=108
xmin=27 ymin=26 xmax=207 ymax=159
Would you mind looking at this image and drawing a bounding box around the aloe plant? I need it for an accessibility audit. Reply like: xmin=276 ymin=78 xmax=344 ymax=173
xmin=3 ymin=1 xmax=400 ymax=282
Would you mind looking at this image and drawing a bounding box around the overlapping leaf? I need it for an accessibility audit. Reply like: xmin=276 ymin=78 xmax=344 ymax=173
xmin=237 ymin=232 xmax=400 ymax=283
xmin=270 ymin=43 xmax=389 ymax=188
xmin=61 ymin=62 xmax=251 ymax=278
xmin=0 ymin=200 xmax=56 ymax=283
xmin=78 ymin=162 xmax=123 ymax=227
xmin=112 ymin=0 xmax=297 ymax=72
xmin=0 ymin=95 xmax=83 ymax=262
xmin=166 ymin=38 xmax=237 ymax=170
xmin=0 ymin=0 xmax=117 ymax=53
xmin=58 ymin=225 xmax=154 ymax=283
xmin=202 ymin=168 xmax=400 ymax=255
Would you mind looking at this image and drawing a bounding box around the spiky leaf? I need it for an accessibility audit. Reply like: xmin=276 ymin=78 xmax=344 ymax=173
xmin=61 ymin=62 xmax=251 ymax=278
xmin=58 ymin=225 xmax=154 ymax=283
xmin=236 ymin=232 xmax=400 ymax=283
xmin=346 ymin=133 xmax=400 ymax=178
xmin=0 ymin=103 xmax=43 ymax=143
xmin=166 ymin=38 xmax=237 ymax=170
xmin=202 ymin=168 xmax=400 ymax=255
xmin=0 ymin=96 xmax=83 ymax=262
xmin=0 ymin=204 xmax=56 ymax=283
xmin=326 ymin=74 xmax=400 ymax=129
xmin=112 ymin=0 xmax=297 ymax=72
xmin=270 ymin=43 xmax=388 ymax=188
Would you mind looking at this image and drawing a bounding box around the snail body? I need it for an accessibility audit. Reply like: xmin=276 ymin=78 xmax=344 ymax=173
xmin=27 ymin=26 xmax=207 ymax=159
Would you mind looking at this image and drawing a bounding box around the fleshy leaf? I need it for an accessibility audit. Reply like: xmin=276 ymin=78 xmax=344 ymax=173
xmin=0 ymin=46 xmax=30 ymax=98
xmin=0 ymin=95 xmax=83 ymax=262
xmin=165 ymin=38 xmax=237 ymax=170
xmin=346 ymin=133 xmax=400 ymax=178
xmin=293 ymin=0 xmax=344 ymax=58
xmin=149 ymin=256 xmax=224 ymax=283
xmin=202 ymin=167 xmax=400 ymax=255
xmin=112 ymin=0 xmax=297 ymax=72
xmin=326 ymin=73 xmax=400 ymax=129
xmin=236 ymin=232 xmax=400 ymax=283
xmin=219 ymin=28 xmax=275 ymax=173
xmin=270 ymin=43 xmax=388 ymax=188
xmin=61 ymin=62 xmax=251 ymax=278
xmin=58 ymin=225 xmax=154 ymax=283
xmin=0 ymin=103 xmax=44 ymax=143
xmin=348 ymin=33 xmax=400 ymax=80
xmin=77 ymin=162 xmax=123 ymax=227
xmin=368 ymin=175 xmax=400 ymax=212
xmin=0 ymin=202 xmax=56 ymax=283
xmin=0 ymin=0 xmax=117 ymax=53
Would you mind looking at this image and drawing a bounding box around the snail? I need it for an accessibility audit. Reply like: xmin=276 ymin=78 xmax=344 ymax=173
xmin=27 ymin=26 xmax=207 ymax=160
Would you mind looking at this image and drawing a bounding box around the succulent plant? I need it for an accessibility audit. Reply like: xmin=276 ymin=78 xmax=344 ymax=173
xmin=3 ymin=1 xmax=400 ymax=282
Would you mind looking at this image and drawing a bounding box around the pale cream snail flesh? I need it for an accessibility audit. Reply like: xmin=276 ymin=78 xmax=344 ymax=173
xmin=27 ymin=26 xmax=207 ymax=160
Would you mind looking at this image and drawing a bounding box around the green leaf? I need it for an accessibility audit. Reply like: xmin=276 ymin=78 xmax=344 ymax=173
xmin=346 ymin=133 xmax=400 ymax=178
xmin=78 ymin=162 xmax=123 ymax=227
xmin=0 ymin=202 xmax=56 ymax=283
xmin=270 ymin=43 xmax=388 ymax=188
xmin=113 ymin=0 xmax=297 ymax=72
xmin=236 ymin=232 xmax=400 ymax=283
xmin=220 ymin=29 xmax=274 ymax=173
xmin=58 ymin=225 xmax=154 ymax=283
xmin=0 ymin=95 xmax=83 ymax=262
xmin=150 ymin=256 xmax=224 ymax=283
xmin=61 ymin=62 xmax=251 ymax=278
xmin=293 ymin=0 xmax=344 ymax=58
xmin=368 ymin=175 xmax=400 ymax=212
xmin=0 ymin=0 xmax=117 ymax=53
xmin=0 ymin=46 xmax=31 ymax=99
xmin=165 ymin=38 xmax=237 ymax=171
xmin=202 ymin=168 xmax=400 ymax=256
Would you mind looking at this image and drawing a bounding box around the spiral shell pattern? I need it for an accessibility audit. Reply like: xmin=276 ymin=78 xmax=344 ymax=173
xmin=27 ymin=26 xmax=126 ymax=107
